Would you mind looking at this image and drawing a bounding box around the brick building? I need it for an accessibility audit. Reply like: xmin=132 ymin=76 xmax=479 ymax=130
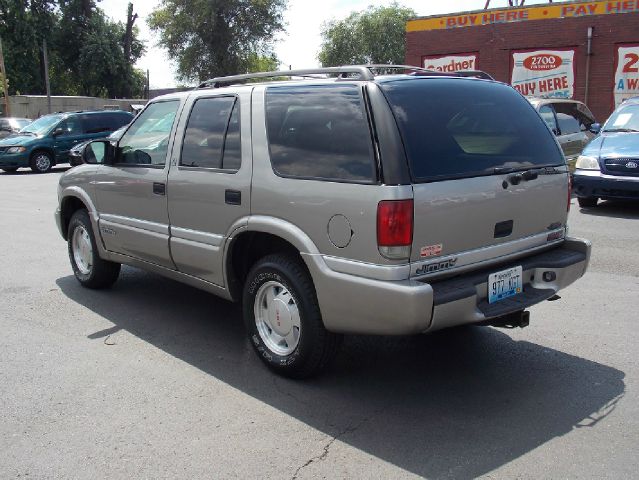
xmin=405 ymin=0 xmax=639 ymax=122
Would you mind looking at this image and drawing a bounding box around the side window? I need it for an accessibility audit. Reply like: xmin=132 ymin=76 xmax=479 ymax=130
xmin=0 ymin=119 xmax=9 ymax=131
xmin=180 ymin=96 xmax=240 ymax=170
xmin=539 ymin=105 xmax=558 ymax=132
xmin=82 ymin=114 xmax=108 ymax=134
xmin=57 ymin=117 xmax=82 ymax=136
xmin=117 ymin=101 xmax=179 ymax=166
xmin=107 ymin=113 xmax=131 ymax=130
xmin=265 ymin=84 xmax=376 ymax=183
xmin=553 ymin=103 xmax=580 ymax=135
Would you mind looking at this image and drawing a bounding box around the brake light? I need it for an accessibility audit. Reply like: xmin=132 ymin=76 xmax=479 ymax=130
xmin=377 ymin=199 xmax=413 ymax=259
xmin=567 ymin=174 xmax=572 ymax=212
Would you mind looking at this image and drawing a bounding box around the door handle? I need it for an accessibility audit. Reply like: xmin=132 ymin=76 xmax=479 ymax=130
xmin=153 ymin=182 xmax=166 ymax=195
xmin=225 ymin=189 xmax=241 ymax=205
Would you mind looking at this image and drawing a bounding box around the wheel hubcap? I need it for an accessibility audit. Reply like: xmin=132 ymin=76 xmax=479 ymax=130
xmin=254 ymin=281 xmax=301 ymax=356
xmin=35 ymin=154 xmax=51 ymax=171
xmin=72 ymin=226 xmax=93 ymax=275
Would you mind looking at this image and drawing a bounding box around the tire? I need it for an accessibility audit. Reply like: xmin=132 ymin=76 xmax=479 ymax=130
xmin=30 ymin=150 xmax=53 ymax=173
xmin=577 ymin=197 xmax=598 ymax=208
xmin=243 ymin=254 xmax=342 ymax=379
xmin=67 ymin=209 xmax=120 ymax=289
xmin=1 ymin=167 xmax=18 ymax=173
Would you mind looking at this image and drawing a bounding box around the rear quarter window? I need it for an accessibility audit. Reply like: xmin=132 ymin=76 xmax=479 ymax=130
xmin=380 ymin=79 xmax=564 ymax=182
xmin=265 ymin=84 xmax=377 ymax=183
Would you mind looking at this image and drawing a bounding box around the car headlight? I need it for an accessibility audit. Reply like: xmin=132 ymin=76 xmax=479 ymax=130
xmin=6 ymin=146 xmax=26 ymax=154
xmin=575 ymin=155 xmax=599 ymax=170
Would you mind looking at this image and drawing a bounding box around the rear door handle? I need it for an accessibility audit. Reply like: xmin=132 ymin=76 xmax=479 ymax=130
xmin=225 ymin=189 xmax=241 ymax=205
xmin=153 ymin=182 xmax=166 ymax=195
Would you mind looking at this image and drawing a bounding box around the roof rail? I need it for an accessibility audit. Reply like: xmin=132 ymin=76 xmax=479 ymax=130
xmin=197 ymin=64 xmax=493 ymax=88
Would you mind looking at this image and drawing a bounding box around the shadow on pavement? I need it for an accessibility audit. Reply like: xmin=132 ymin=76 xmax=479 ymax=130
xmin=0 ymin=166 xmax=71 ymax=175
xmin=57 ymin=268 xmax=625 ymax=479
xmin=578 ymin=199 xmax=639 ymax=219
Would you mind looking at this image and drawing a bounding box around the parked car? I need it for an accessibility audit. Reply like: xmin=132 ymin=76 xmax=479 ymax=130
xmin=573 ymin=97 xmax=639 ymax=207
xmin=0 ymin=117 xmax=32 ymax=139
xmin=68 ymin=124 xmax=129 ymax=166
xmin=56 ymin=66 xmax=591 ymax=378
xmin=528 ymin=98 xmax=597 ymax=170
xmin=0 ymin=110 xmax=133 ymax=173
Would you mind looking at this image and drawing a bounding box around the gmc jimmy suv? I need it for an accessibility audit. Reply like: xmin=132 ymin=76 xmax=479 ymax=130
xmin=55 ymin=65 xmax=591 ymax=378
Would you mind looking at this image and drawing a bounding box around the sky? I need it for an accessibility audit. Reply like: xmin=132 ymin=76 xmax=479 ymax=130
xmin=99 ymin=0 xmax=570 ymax=89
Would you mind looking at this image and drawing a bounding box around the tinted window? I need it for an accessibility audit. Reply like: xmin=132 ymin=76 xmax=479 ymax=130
xmin=57 ymin=117 xmax=82 ymax=136
xmin=553 ymin=103 xmax=581 ymax=134
xmin=265 ymin=84 xmax=376 ymax=182
xmin=539 ymin=105 xmax=558 ymax=131
xmin=380 ymin=79 xmax=563 ymax=181
xmin=107 ymin=112 xmax=132 ymax=130
xmin=82 ymin=114 xmax=109 ymax=134
xmin=118 ymin=101 xmax=179 ymax=166
xmin=181 ymin=96 xmax=240 ymax=170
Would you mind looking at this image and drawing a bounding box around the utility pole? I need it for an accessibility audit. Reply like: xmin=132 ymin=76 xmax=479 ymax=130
xmin=0 ymin=37 xmax=11 ymax=117
xmin=43 ymin=39 xmax=52 ymax=114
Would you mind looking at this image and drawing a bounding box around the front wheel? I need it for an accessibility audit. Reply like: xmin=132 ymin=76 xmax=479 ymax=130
xmin=243 ymin=254 xmax=342 ymax=379
xmin=30 ymin=150 xmax=53 ymax=173
xmin=577 ymin=197 xmax=598 ymax=208
xmin=68 ymin=209 xmax=120 ymax=289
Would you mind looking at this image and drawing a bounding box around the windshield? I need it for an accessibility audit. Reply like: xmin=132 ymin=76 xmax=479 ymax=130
xmin=603 ymin=104 xmax=639 ymax=132
xmin=10 ymin=119 xmax=31 ymax=129
xmin=380 ymin=79 xmax=564 ymax=182
xmin=20 ymin=114 xmax=63 ymax=135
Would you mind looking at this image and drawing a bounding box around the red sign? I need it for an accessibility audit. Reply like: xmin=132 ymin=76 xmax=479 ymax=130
xmin=522 ymin=54 xmax=563 ymax=71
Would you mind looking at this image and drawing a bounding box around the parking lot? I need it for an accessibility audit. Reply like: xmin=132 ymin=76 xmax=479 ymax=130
xmin=1 ymin=166 xmax=638 ymax=479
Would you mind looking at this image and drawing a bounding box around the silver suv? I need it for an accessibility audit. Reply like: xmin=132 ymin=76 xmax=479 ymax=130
xmin=56 ymin=66 xmax=591 ymax=378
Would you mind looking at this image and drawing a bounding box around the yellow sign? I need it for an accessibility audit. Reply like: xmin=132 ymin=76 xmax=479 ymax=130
xmin=407 ymin=0 xmax=639 ymax=32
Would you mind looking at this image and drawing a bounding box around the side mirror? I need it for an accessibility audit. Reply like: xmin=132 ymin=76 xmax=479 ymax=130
xmin=589 ymin=123 xmax=601 ymax=134
xmin=82 ymin=140 xmax=113 ymax=165
xmin=52 ymin=127 xmax=65 ymax=137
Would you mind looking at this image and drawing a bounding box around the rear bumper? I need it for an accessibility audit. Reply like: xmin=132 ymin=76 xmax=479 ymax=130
xmin=573 ymin=170 xmax=639 ymax=200
xmin=305 ymin=237 xmax=590 ymax=335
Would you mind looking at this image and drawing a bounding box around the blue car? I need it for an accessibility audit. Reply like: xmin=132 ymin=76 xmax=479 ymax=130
xmin=0 ymin=110 xmax=133 ymax=173
xmin=573 ymin=98 xmax=639 ymax=207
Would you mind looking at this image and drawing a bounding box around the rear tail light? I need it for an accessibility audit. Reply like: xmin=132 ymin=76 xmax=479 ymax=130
xmin=567 ymin=174 xmax=572 ymax=212
xmin=377 ymin=199 xmax=413 ymax=259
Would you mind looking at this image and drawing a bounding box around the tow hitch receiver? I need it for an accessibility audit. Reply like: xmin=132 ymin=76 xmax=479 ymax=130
xmin=489 ymin=310 xmax=530 ymax=329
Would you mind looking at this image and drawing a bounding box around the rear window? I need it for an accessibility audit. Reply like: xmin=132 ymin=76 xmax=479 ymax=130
xmin=380 ymin=79 xmax=564 ymax=182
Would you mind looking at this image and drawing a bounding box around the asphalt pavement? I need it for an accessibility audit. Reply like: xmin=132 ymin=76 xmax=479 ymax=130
xmin=1 ymin=167 xmax=638 ymax=479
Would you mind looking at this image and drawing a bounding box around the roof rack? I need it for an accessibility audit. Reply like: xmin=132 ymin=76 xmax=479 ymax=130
xmin=197 ymin=64 xmax=494 ymax=88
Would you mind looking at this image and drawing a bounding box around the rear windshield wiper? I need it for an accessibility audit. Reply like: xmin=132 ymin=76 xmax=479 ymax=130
xmin=603 ymin=128 xmax=639 ymax=133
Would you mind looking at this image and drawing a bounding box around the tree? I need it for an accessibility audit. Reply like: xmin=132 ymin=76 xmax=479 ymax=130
xmin=148 ymin=0 xmax=286 ymax=83
xmin=318 ymin=3 xmax=416 ymax=67
xmin=0 ymin=0 xmax=57 ymax=95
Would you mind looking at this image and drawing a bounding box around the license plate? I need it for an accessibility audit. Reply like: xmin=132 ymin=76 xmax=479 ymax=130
xmin=488 ymin=266 xmax=523 ymax=304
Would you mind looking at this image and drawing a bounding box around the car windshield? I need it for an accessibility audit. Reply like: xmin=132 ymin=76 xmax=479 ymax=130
xmin=603 ymin=104 xmax=639 ymax=132
xmin=20 ymin=114 xmax=63 ymax=135
xmin=10 ymin=119 xmax=31 ymax=129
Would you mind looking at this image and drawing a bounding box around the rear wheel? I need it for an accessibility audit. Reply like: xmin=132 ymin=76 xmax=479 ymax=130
xmin=68 ymin=209 xmax=120 ymax=289
xmin=30 ymin=150 xmax=53 ymax=173
xmin=243 ymin=254 xmax=342 ymax=379
xmin=577 ymin=197 xmax=598 ymax=208
xmin=1 ymin=167 xmax=18 ymax=173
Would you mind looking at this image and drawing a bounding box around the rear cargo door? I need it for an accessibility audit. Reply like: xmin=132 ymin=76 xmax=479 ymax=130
xmin=379 ymin=78 xmax=569 ymax=269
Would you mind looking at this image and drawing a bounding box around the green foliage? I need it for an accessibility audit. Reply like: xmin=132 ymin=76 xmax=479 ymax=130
xmin=148 ymin=0 xmax=286 ymax=83
xmin=0 ymin=0 xmax=146 ymax=98
xmin=318 ymin=3 xmax=416 ymax=67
